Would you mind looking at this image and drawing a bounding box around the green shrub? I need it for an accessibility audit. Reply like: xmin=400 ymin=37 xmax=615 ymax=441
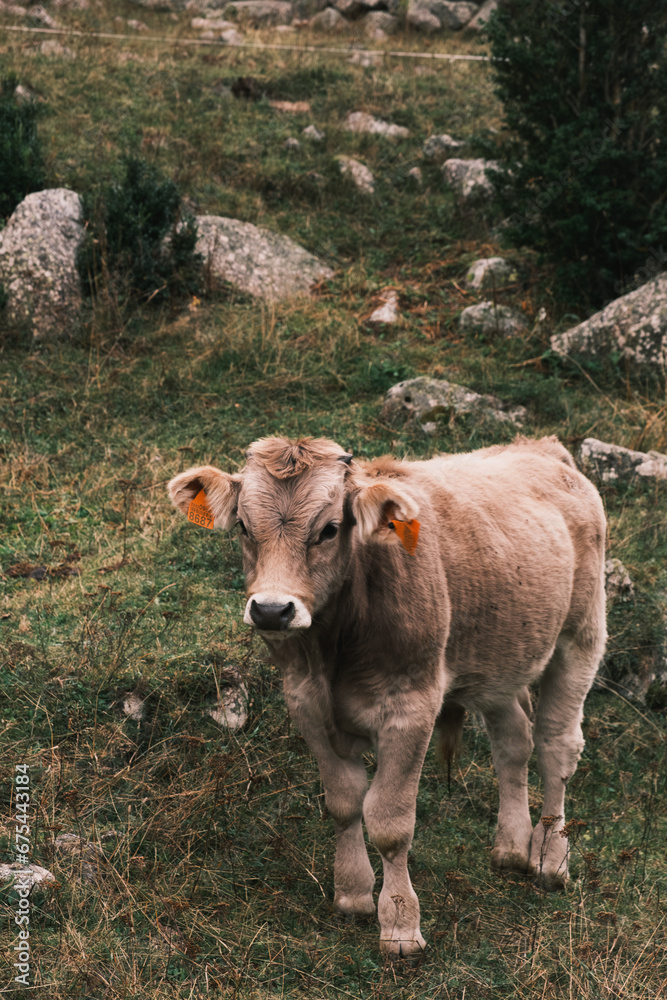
xmin=79 ymin=156 xmax=203 ymax=306
xmin=486 ymin=0 xmax=667 ymax=305
xmin=0 ymin=74 xmax=47 ymax=220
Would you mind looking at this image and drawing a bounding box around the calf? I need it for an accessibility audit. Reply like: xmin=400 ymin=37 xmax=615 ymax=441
xmin=168 ymin=435 xmax=606 ymax=957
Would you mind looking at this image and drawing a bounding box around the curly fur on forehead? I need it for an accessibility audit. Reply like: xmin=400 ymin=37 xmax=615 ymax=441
xmin=246 ymin=437 xmax=350 ymax=480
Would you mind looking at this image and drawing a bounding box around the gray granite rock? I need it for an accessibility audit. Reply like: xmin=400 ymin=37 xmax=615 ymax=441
xmin=368 ymin=290 xmax=399 ymax=325
xmin=423 ymin=133 xmax=464 ymax=163
xmin=224 ymin=0 xmax=293 ymax=22
xmin=310 ymin=6 xmax=350 ymax=28
xmin=194 ymin=216 xmax=332 ymax=300
xmin=344 ymin=111 xmax=409 ymax=139
xmin=578 ymin=438 xmax=667 ymax=483
xmin=406 ymin=4 xmax=441 ymax=30
xmin=459 ymin=300 xmax=527 ymax=337
xmin=0 ymin=862 xmax=55 ymax=890
xmin=0 ymin=189 xmax=84 ymax=338
xmin=407 ymin=0 xmax=478 ymax=29
xmin=381 ymin=376 xmax=527 ymax=431
xmin=550 ymin=274 xmax=667 ymax=374
xmin=465 ymin=256 xmax=516 ymax=292
xmin=442 ymin=157 xmax=498 ymax=202
xmin=336 ymin=156 xmax=375 ymax=194
xmin=361 ymin=10 xmax=399 ymax=34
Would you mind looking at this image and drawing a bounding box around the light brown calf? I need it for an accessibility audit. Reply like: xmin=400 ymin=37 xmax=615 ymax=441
xmin=168 ymin=436 xmax=606 ymax=957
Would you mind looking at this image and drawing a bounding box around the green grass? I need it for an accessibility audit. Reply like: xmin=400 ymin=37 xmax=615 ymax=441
xmin=1 ymin=5 xmax=666 ymax=997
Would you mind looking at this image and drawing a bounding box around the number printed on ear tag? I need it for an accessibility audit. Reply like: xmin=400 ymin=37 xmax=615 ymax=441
xmin=389 ymin=519 xmax=420 ymax=554
xmin=187 ymin=489 xmax=215 ymax=530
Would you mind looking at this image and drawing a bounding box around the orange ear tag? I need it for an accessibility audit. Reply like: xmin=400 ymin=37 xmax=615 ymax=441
xmin=389 ymin=519 xmax=421 ymax=554
xmin=187 ymin=489 xmax=215 ymax=530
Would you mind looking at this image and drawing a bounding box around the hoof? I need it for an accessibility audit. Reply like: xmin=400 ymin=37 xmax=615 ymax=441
xmin=490 ymin=848 xmax=530 ymax=875
xmin=334 ymin=892 xmax=376 ymax=917
xmin=529 ymin=865 xmax=568 ymax=891
xmin=380 ymin=934 xmax=427 ymax=960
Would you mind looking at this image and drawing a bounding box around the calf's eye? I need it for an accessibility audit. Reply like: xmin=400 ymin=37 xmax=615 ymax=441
xmin=237 ymin=519 xmax=248 ymax=537
xmin=317 ymin=522 xmax=339 ymax=543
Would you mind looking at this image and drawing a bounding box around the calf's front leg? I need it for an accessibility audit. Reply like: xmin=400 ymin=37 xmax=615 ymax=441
xmin=364 ymin=721 xmax=434 ymax=958
xmin=299 ymin=723 xmax=376 ymax=916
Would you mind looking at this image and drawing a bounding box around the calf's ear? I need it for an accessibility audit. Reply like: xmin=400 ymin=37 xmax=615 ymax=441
xmin=168 ymin=466 xmax=241 ymax=530
xmin=352 ymin=478 xmax=420 ymax=545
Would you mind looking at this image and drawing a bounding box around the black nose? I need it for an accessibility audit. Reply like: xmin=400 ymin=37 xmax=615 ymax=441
xmin=249 ymin=600 xmax=296 ymax=631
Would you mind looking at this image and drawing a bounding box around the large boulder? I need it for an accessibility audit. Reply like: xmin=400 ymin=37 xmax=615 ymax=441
xmin=578 ymin=438 xmax=667 ymax=483
xmin=381 ymin=376 xmax=527 ymax=432
xmin=194 ymin=216 xmax=333 ymax=300
xmin=466 ymin=0 xmax=498 ymax=29
xmin=0 ymin=188 xmax=84 ymax=338
xmin=551 ymin=273 xmax=667 ymax=374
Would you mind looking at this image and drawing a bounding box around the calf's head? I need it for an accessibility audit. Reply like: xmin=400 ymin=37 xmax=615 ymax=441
xmin=168 ymin=437 xmax=419 ymax=636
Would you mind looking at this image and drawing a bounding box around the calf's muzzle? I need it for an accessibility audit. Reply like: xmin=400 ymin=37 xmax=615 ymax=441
xmin=249 ymin=599 xmax=297 ymax=631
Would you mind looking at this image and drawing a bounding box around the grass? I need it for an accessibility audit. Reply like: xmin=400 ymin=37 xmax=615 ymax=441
xmin=1 ymin=3 xmax=666 ymax=997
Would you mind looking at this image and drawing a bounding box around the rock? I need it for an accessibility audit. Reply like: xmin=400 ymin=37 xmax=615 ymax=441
xmin=348 ymin=49 xmax=383 ymax=67
xmin=27 ymin=3 xmax=58 ymax=25
xmin=194 ymin=216 xmax=333 ymax=300
xmin=224 ymin=0 xmax=293 ymax=22
xmin=309 ymin=6 xmax=350 ymax=28
xmin=122 ymin=691 xmax=146 ymax=721
xmin=0 ymin=189 xmax=84 ymax=338
xmin=270 ymin=100 xmax=311 ymax=113
xmin=408 ymin=166 xmax=423 ymax=185
xmin=126 ymin=17 xmax=149 ymax=28
xmin=336 ymin=156 xmax=375 ymax=194
xmin=423 ymin=133 xmax=464 ymax=163
xmin=578 ymin=438 xmax=667 ymax=483
xmin=467 ymin=0 xmax=499 ymax=29
xmin=0 ymin=862 xmax=55 ymax=890
xmin=405 ymin=5 xmax=441 ymax=31
xmin=459 ymin=301 xmax=527 ymax=338
xmin=407 ymin=0 xmax=477 ymax=30
xmin=442 ymin=157 xmax=498 ymax=202
xmin=550 ymin=273 xmax=667 ymax=374
xmin=344 ymin=111 xmax=409 ymax=139
xmin=39 ymin=39 xmax=76 ymax=58
xmin=381 ymin=376 xmax=527 ymax=431
xmin=361 ymin=10 xmax=399 ymax=34
xmin=284 ymin=136 xmax=301 ymax=150
xmin=207 ymin=678 xmax=248 ymax=730
xmin=191 ymin=15 xmax=235 ymax=26
xmin=368 ymin=290 xmax=399 ymax=325
xmin=334 ymin=0 xmax=364 ymax=17
xmin=221 ymin=26 xmax=245 ymax=42
xmin=465 ymin=256 xmax=516 ymax=291
xmin=302 ymin=124 xmax=325 ymax=142
xmin=605 ymin=558 xmax=634 ymax=603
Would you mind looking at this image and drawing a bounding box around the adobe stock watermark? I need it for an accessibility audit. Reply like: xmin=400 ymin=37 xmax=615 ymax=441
xmin=13 ymin=764 xmax=32 ymax=988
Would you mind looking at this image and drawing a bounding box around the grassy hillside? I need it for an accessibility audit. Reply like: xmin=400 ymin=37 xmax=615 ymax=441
xmin=0 ymin=5 xmax=666 ymax=997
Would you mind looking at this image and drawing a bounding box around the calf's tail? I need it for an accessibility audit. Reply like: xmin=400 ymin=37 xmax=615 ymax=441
xmin=435 ymin=702 xmax=466 ymax=792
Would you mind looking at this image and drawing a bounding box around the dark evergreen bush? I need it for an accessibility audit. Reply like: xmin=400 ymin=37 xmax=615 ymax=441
xmin=486 ymin=0 xmax=667 ymax=305
xmin=0 ymin=74 xmax=47 ymax=220
xmin=79 ymin=157 xmax=202 ymax=306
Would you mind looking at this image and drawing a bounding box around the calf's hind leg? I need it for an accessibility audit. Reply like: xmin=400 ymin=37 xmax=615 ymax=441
xmin=530 ymin=629 xmax=604 ymax=888
xmin=484 ymin=689 xmax=534 ymax=875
